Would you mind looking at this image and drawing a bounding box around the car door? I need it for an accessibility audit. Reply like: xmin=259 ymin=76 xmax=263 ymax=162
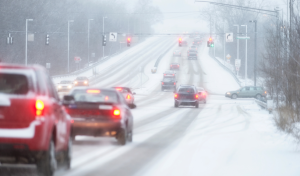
xmin=238 ymin=87 xmax=247 ymax=97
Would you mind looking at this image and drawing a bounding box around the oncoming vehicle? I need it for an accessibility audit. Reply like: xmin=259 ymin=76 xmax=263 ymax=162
xmin=73 ymin=76 xmax=89 ymax=87
xmin=170 ymin=63 xmax=180 ymax=70
xmin=63 ymin=88 xmax=133 ymax=145
xmin=113 ymin=87 xmax=136 ymax=108
xmin=197 ymin=87 xmax=207 ymax=103
xmin=161 ymin=77 xmax=177 ymax=91
xmin=173 ymin=49 xmax=181 ymax=56
xmin=225 ymin=86 xmax=267 ymax=99
xmin=57 ymin=80 xmax=73 ymax=92
xmin=163 ymin=70 xmax=176 ymax=78
xmin=174 ymin=85 xmax=199 ymax=108
xmin=0 ymin=64 xmax=72 ymax=176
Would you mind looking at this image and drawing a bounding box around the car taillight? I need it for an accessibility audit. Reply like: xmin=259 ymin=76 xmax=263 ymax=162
xmin=35 ymin=100 xmax=44 ymax=116
xmin=162 ymin=82 xmax=164 ymax=85
xmin=202 ymin=92 xmax=206 ymax=96
xmin=174 ymin=94 xmax=178 ymax=98
xmin=195 ymin=94 xmax=199 ymax=99
xmin=126 ymin=94 xmax=131 ymax=100
xmin=265 ymin=91 xmax=267 ymax=94
xmin=174 ymin=82 xmax=176 ymax=85
xmin=172 ymin=74 xmax=174 ymax=76
xmin=113 ymin=109 xmax=121 ymax=118
xmin=87 ymin=89 xmax=100 ymax=94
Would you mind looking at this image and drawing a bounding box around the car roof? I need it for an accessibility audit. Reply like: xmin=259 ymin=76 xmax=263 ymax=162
xmin=0 ymin=63 xmax=46 ymax=71
xmin=171 ymin=63 xmax=179 ymax=64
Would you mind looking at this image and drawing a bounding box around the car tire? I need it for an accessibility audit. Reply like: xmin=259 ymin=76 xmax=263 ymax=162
xmin=117 ymin=128 xmax=127 ymax=146
xmin=174 ymin=102 xmax=179 ymax=108
xmin=127 ymin=131 xmax=133 ymax=142
xmin=64 ymin=137 xmax=72 ymax=170
xmin=37 ymin=138 xmax=57 ymax=176
xmin=256 ymin=94 xmax=262 ymax=99
xmin=231 ymin=94 xmax=237 ymax=99
xmin=195 ymin=102 xmax=199 ymax=108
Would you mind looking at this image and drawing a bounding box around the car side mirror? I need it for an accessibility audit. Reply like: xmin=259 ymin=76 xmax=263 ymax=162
xmin=63 ymin=95 xmax=75 ymax=105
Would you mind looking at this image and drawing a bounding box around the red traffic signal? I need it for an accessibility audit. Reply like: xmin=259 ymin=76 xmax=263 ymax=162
xmin=209 ymin=37 xmax=212 ymax=41
xmin=127 ymin=37 xmax=131 ymax=41
xmin=179 ymin=38 xmax=182 ymax=42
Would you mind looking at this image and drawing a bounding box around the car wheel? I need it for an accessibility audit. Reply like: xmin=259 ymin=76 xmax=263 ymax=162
xmin=174 ymin=102 xmax=179 ymax=108
xmin=117 ymin=128 xmax=127 ymax=145
xmin=256 ymin=94 xmax=262 ymax=99
xmin=231 ymin=94 xmax=237 ymax=99
xmin=37 ymin=138 xmax=57 ymax=176
xmin=64 ymin=137 xmax=72 ymax=170
xmin=195 ymin=102 xmax=199 ymax=108
xmin=127 ymin=131 xmax=133 ymax=142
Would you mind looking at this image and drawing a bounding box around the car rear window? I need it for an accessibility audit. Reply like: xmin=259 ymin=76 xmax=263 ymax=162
xmin=72 ymin=89 xmax=118 ymax=103
xmin=178 ymin=87 xmax=195 ymax=93
xmin=0 ymin=73 xmax=29 ymax=95
xmin=60 ymin=80 xmax=72 ymax=84
xmin=163 ymin=77 xmax=175 ymax=81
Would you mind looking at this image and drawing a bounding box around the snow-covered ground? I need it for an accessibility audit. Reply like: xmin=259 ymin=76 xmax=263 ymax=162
xmin=3 ymin=38 xmax=300 ymax=176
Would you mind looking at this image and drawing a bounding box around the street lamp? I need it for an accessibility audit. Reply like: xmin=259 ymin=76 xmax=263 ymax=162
xmin=68 ymin=20 xmax=74 ymax=73
xmin=241 ymin=25 xmax=248 ymax=86
xmin=233 ymin=24 xmax=239 ymax=76
xmin=103 ymin=16 xmax=107 ymax=59
xmin=88 ymin=19 xmax=94 ymax=65
xmin=25 ymin=19 xmax=33 ymax=66
xmin=249 ymin=20 xmax=257 ymax=86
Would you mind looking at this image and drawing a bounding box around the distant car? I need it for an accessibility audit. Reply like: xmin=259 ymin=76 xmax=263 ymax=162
xmin=187 ymin=49 xmax=198 ymax=54
xmin=181 ymin=41 xmax=188 ymax=46
xmin=174 ymin=85 xmax=199 ymax=108
xmin=190 ymin=45 xmax=198 ymax=50
xmin=163 ymin=70 xmax=176 ymax=78
xmin=161 ymin=77 xmax=177 ymax=91
xmin=57 ymin=80 xmax=73 ymax=92
xmin=63 ymin=88 xmax=133 ymax=145
xmin=173 ymin=49 xmax=181 ymax=56
xmin=170 ymin=63 xmax=180 ymax=70
xmin=197 ymin=87 xmax=207 ymax=103
xmin=193 ymin=39 xmax=201 ymax=45
xmin=188 ymin=52 xmax=198 ymax=60
xmin=113 ymin=87 xmax=136 ymax=108
xmin=0 ymin=63 xmax=72 ymax=176
xmin=73 ymin=76 xmax=89 ymax=86
xmin=225 ymin=86 xmax=267 ymax=99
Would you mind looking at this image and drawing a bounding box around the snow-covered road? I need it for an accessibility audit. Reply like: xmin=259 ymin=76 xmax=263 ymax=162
xmin=2 ymin=38 xmax=300 ymax=176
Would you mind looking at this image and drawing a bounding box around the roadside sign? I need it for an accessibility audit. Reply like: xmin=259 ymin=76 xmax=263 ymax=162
xmin=226 ymin=33 xmax=233 ymax=42
xmin=74 ymin=56 xmax=81 ymax=63
xmin=28 ymin=33 xmax=34 ymax=41
xmin=237 ymin=36 xmax=250 ymax=40
xmin=46 ymin=63 xmax=51 ymax=69
xmin=109 ymin=32 xmax=117 ymax=42
xmin=226 ymin=54 xmax=231 ymax=60
xmin=235 ymin=59 xmax=241 ymax=67
xmin=236 ymin=66 xmax=239 ymax=71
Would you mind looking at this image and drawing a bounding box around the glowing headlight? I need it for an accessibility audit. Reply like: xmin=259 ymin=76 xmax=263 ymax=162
xmin=227 ymin=92 xmax=230 ymax=94
xmin=68 ymin=85 xmax=72 ymax=88
xmin=74 ymin=81 xmax=78 ymax=84
xmin=84 ymin=81 xmax=88 ymax=84
xmin=58 ymin=85 xmax=62 ymax=88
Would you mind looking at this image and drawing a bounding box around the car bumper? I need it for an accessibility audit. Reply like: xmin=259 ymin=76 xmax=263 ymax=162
xmin=175 ymin=100 xmax=198 ymax=105
xmin=72 ymin=120 xmax=124 ymax=137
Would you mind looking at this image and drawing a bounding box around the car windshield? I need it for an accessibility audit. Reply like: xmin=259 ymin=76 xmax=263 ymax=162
xmin=0 ymin=73 xmax=29 ymax=95
xmin=72 ymin=89 xmax=118 ymax=103
xmin=60 ymin=81 xmax=72 ymax=84
xmin=178 ymin=87 xmax=195 ymax=93
xmin=76 ymin=77 xmax=88 ymax=80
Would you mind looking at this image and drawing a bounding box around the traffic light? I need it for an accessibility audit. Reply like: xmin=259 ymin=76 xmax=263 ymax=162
xmin=45 ymin=34 xmax=49 ymax=45
xmin=102 ymin=35 xmax=106 ymax=46
xmin=210 ymin=41 xmax=214 ymax=47
xmin=179 ymin=37 xmax=182 ymax=47
xmin=127 ymin=37 xmax=131 ymax=47
xmin=207 ymin=37 xmax=214 ymax=47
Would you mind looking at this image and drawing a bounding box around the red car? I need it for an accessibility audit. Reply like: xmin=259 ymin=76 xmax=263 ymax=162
xmin=113 ymin=87 xmax=136 ymax=108
xmin=197 ymin=87 xmax=207 ymax=104
xmin=0 ymin=64 xmax=72 ymax=176
xmin=63 ymin=88 xmax=134 ymax=145
xmin=170 ymin=63 xmax=180 ymax=70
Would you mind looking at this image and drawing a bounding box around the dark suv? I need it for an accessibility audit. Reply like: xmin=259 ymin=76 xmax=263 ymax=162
xmin=0 ymin=64 xmax=72 ymax=176
xmin=174 ymin=85 xmax=199 ymax=108
xmin=161 ymin=77 xmax=177 ymax=91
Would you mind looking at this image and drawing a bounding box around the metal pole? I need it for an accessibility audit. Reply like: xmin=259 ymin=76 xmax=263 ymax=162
xmin=103 ymin=17 xmax=107 ymax=59
xmin=234 ymin=25 xmax=239 ymax=76
xmin=88 ymin=19 xmax=94 ymax=65
xmin=224 ymin=22 xmax=225 ymax=65
xmin=25 ymin=19 xmax=33 ymax=66
xmin=254 ymin=21 xmax=257 ymax=86
xmin=241 ymin=25 xmax=248 ymax=86
xmin=68 ymin=20 xmax=74 ymax=73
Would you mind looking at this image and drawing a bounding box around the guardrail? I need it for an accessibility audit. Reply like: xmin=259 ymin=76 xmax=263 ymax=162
xmin=210 ymin=54 xmax=242 ymax=87
xmin=254 ymin=98 xmax=273 ymax=114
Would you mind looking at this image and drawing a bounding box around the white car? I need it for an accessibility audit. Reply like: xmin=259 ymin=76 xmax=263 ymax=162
xmin=57 ymin=80 xmax=73 ymax=92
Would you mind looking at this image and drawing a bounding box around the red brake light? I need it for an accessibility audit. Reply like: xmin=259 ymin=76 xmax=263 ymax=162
xmin=127 ymin=38 xmax=131 ymax=41
xmin=113 ymin=109 xmax=121 ymax=116
xmin=162 ymin=82 xmax=164 ymax=85
xmin=172 ymin=74 xmax=174 ymax=76
xmin=116 ymin=88 xmax=122 ymax=91
xmin=195 ymin=94 xmax=199 ymax=99
xmin=36 ymin=100 xmax=44 ymax=116
xmin=87 ymin=89 xmax=100 ymax=94
xmin=126 ymin=94 xmax=131 ymax=99
xmin=164 ymin=74 xmax=166 ymax=76
xmin=105 ymin=96 xmax=109 ymax=100
xmin=174 ymin=82 xmax=176 ymax=85
xmin=174 ymin=94 xmax=178 ymax=98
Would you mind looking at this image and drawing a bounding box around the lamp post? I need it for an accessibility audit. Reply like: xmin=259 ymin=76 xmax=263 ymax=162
xmin=241 ymin=25 xmax=248 ymax=86
xmin=233 ymin=24 xmax=239 ymax=76
xmin=25 ymin=19 xmax=33 ymax=66
xmin=249 ymin=20 xmax=257 ymax=86
xmin=103 ymin=16 xmax=107 ymax=59
xmin=68 ymin=20 xmax=74 ymax=73
xmin=88 ymin=19 xmax=94 ymax=65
